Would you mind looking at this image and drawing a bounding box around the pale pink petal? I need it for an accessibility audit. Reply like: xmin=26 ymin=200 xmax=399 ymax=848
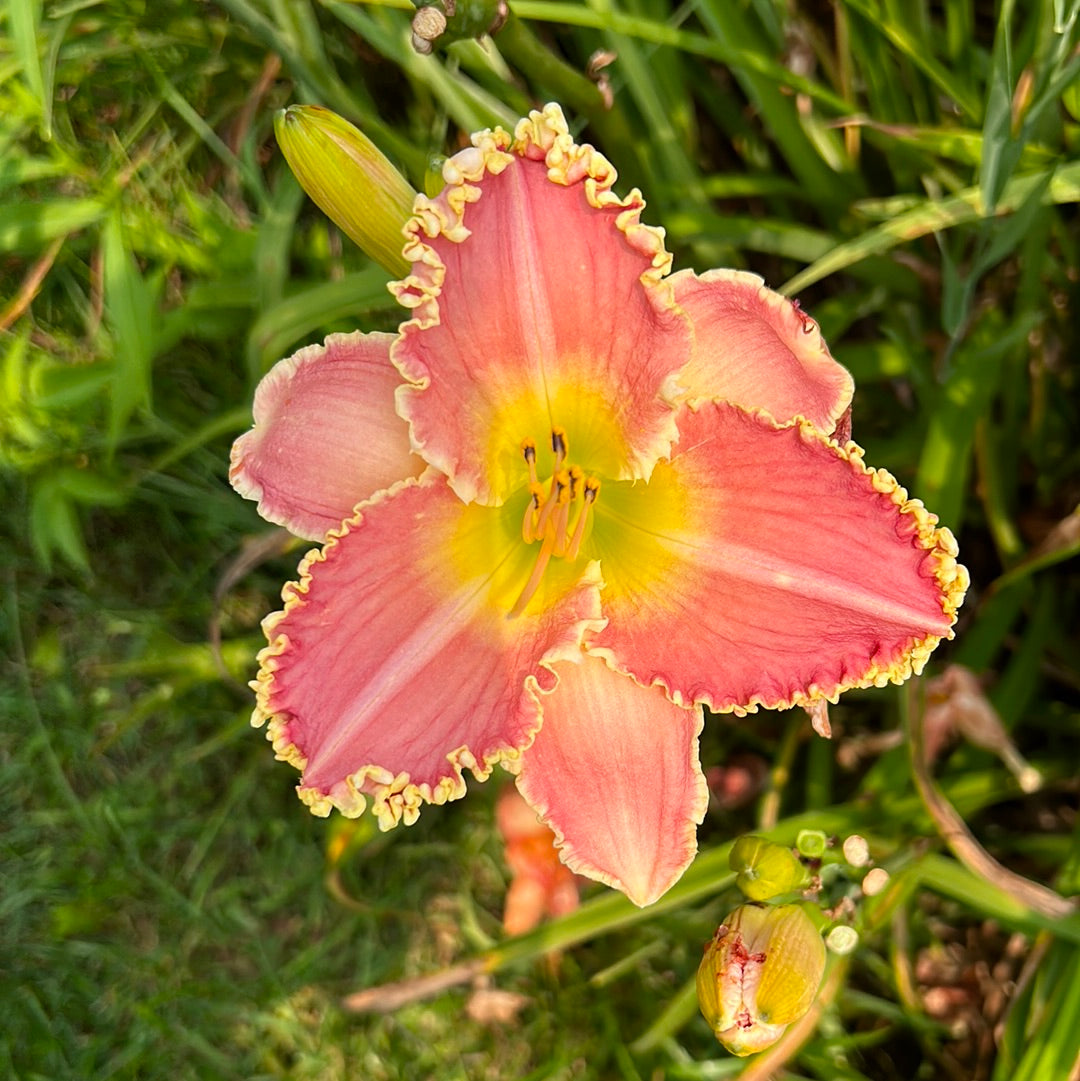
xmin=515 ymin=655 xmax=708 ymax=907
xmin=588 ymin=402 xmax=968 ymax=714
xmin=230 ymin=331 xmax=423 ymax=540
xmin=253 ymin=473 xmax=605 ymax=825
xmin=391 ymin=104 xmax=690 ymax=506
xmin=672 ymin=268 xmax=854 ymax=433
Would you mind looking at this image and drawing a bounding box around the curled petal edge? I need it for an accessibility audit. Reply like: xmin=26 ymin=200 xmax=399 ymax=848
xmin=388 ymin=101 xmax=673 ymax=334
xmin=507 ymin=656 xmax=708 ymax=907
xmin=587 ymin=415 xmax=969 ymax=718
xmin=249 ymin=476 xmax=608 ymax=825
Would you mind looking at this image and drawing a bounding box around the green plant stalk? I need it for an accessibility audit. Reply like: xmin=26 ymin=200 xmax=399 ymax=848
xmin=494 ymin=12 xmax=607 ymax=116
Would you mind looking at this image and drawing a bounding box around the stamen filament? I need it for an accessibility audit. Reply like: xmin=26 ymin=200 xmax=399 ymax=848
xmin=521 ymin=484 xmax=543 ymax=544
xmin=553 ymin=497 xmax=571 ymax=556
xmin=534 ymin=470 xmax=567 ymax=538
xmin=565 ymin=478 xmax=599 ymax=561
xmin=508 ymin=530 xmax=556 ymax=619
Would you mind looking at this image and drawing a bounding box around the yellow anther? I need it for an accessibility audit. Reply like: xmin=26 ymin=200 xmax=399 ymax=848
xmin=565 ymin=477 xmax=599 ymax=561
xmin=567 ymin=464 xmax=584 ymax=499
xmin=521 ymin=482 xmax=545 ymax=544
xmin=551 ymin=427 xmax=568 ymax=469
xmin=521 ymin=439 xmax=539 ymax=487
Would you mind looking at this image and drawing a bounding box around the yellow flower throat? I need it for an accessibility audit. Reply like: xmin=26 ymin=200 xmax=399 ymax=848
xmin=509 ymin=426 xmax=600 ymax=619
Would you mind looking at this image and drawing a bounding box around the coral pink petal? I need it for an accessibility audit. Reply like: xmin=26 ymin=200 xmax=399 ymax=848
xmin=590 ymin=402 xmax=967 ymax=714
xmin=392 ymin=107 xmax=689 ymax=505
xmin=230 ymin=332 xmax=423 ymax=540
xmin=516 ymin=656 xmax=707 ymax=907
xmin=672 ymin=268 xmax=854 ymax=433
xmin=253 ymin=474 xmax=605 ymax=825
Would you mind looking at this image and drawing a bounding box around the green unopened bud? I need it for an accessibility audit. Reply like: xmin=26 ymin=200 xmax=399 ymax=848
xmin=274 ymin=105 xmax=417 ymax=278
xmin=730 ymin=836 xmax=808 ymax=900
xmin=697 ymin=903 xmax=826 ymax=1056
xmin=796 ymin=829 xmax=828 ymax=859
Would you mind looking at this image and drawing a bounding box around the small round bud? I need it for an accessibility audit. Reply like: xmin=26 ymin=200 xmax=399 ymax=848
xmin=861 ymin=867 xmax=890 ymax=896
xmin=842 ymin=834 xmax=870 ymax=867
xmin=796 ymin=829 xmax=828 ymax=859
xmin=825 ymin=925 xmax=859 ymax=955
xmin=411 ymin=6 xmax=447 ymax=53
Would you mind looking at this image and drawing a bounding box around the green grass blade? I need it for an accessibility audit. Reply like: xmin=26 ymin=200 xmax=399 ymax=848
xmin=102 ymin=210 xmax=157 ymax=449
xmin=6 ymin=0 xmax=49 ymax=139
xmin=782 ymin=159 xmax=1080 ymax=293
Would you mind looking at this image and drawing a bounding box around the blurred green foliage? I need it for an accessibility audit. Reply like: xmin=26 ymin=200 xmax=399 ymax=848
xmin=2 ymin=0 xmax=1078 ymax=1078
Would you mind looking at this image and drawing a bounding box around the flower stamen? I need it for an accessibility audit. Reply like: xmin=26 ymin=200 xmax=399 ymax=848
xmin=522 ymin=438 xmax=539 ymax=487
xmin=521 ymin=483 xmax=544 ymax=544
xmin=508 ymin=530 xmax=557 ymax=619
xmin=552 ymin=426 xmax=568 ymax=470
xmin=565 ymin=478 xmax=600 ymax=561
xmin=510 ymin=431 xmax=600 ymax=618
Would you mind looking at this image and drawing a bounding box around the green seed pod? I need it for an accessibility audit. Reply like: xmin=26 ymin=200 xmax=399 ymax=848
xmin=697 ymin=903 xmax=827 ymax=1056
xmin=729 ymin=836 xmax=808 ymax=900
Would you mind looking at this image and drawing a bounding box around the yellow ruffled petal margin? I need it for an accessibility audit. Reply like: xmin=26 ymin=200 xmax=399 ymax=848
xmin=585 ymin=403 xmax=968 ymax=718
xmin=389 ymin=103 xmax=688 ymax=506
xmin=391 ymin=102 xmax=672 ymax=324
xmin=249 ymin=474 xmax=607 ymax=827
xmin=828 ymin=433 xmax=968 ymax=693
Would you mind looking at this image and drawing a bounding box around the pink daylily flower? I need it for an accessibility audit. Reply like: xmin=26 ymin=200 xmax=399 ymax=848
xmin=231 ymin=104 xmax=967 ymax=908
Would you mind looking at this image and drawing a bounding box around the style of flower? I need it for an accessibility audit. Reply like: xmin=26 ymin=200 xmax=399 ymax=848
xmin=230 ymin=104 xmax=967 ymax=908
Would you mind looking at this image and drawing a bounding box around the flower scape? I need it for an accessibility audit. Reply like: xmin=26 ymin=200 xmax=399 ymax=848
xmin=230 ymin=103 xmax=967 ymax=908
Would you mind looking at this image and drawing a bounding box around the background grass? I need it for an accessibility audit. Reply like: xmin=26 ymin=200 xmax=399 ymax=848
xmin=2 ymin=0 xmax=1079 ymax=1078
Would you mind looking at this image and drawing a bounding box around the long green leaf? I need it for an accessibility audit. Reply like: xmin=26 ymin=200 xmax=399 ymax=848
xmin=102 ymin=210 xmax=157 ymax=449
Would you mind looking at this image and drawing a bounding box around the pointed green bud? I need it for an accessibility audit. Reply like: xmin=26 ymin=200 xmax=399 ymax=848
xmin=729 ymin=836 xmax=809 ymax=901
xmin=274 ymin=105 xmax=416 ymax=278
xmin=697 ymin=903 xmax=826 ymax=1056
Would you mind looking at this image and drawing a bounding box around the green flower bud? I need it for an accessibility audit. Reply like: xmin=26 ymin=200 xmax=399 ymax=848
xmin=729 ymin=835 xmax=808 ymax=900
xmin=274 ymin=106 xmax=417 ymax=278
xmin=796 ymin=829 xmax=828 ymax=860
xmin=697 ymin=903 xmax=826 ymax=1056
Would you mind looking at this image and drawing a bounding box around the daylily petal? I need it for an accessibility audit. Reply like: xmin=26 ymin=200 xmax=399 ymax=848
xmin=588 ymin=401 xmax=968 ymax=713
xmin=391 ymin=103 xmax=691 ymax=506
xmin=671 ymin=268 xmax=854 ymax=433
xmin=514 ymin=655 xmax=707 ymax=907
xmin=230 ymin=332 xmax=423 ymax=540
xmin=253 ymin=473 xmax=605 ymax=825
xmin=497 ymin=785 xmax=581 ymax=935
